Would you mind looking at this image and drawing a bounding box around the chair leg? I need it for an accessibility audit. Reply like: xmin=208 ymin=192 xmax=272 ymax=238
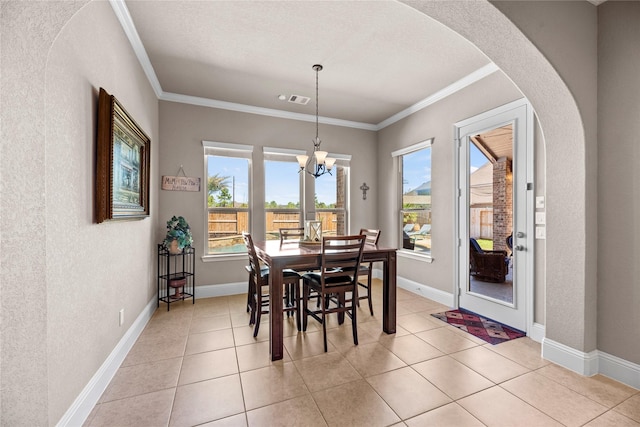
xmin=321 ymin=309 xmax=328 ymax=353
xmin=351 ymin=287 xmax=358 ymax=346
xmin=366 ymin=272 xmax=374 ymax=316
xmin=294 ymin=280 xmax=301 ymax=331
xmin=302 ymin=281 xmax=309 ymax=332
xmin=253 ymin=288 xmax=262 ymax=337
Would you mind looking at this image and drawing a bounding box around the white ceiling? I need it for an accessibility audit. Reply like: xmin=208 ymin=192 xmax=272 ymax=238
xmin=118 ymin=0 xmax=495 ymax=129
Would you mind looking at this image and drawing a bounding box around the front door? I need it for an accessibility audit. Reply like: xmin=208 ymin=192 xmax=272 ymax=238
xmin=455 ymin=99 xmax=533 ymax=332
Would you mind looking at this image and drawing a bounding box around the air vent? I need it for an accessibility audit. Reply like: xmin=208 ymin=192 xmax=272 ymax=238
xmin=288 ymin=95 xmax=311 ymax=105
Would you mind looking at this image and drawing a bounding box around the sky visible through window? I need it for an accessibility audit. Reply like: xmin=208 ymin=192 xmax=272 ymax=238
xmin=402 ymin=148 xmax=431 ymax=194
xmin=470 ymin=143 xmax=490 ymax=172
xmin=208 ymin=156 xmax=249 ymax=204
xmin=209 ymin=156 xmax=337 ymax=207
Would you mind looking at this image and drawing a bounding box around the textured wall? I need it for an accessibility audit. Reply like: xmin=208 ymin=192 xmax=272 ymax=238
xmin=597 ymin=1 xmax=640 ymax=365
xmin=403 ymin=0 xmax=596 ymax=353
xmin=1 ymin=1 xmax=159 ymax=424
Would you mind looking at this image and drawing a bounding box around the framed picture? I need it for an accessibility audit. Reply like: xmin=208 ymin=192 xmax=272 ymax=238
xmin=96 ymin=87 xmax=150 ymax=223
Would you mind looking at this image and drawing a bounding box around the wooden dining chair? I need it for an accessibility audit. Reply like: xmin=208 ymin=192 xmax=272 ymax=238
xmin=357 ymin=228 xmax=380 ymax=316
xmin=279 ymin=227 xmax=304 ymax=245
xmin=242 ymin=232 xmax=302 ymax=337
xmin=301 ymin=235 xmax=366 ymax=352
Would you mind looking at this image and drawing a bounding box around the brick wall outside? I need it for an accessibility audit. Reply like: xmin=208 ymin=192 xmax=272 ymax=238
xmin=493 ymin=157 xmax=512 ymax=252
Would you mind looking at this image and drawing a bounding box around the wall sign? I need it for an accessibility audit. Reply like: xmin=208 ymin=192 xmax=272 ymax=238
xmin=161 ymin=175 xmax=201 ymax=192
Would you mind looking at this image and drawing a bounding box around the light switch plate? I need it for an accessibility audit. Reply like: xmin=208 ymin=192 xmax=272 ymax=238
xmin=536 ymin=196 xmax=545 ymax=209
xmin=535 ymin=212 xmax=546 ymax=225
xmin=536 ymin=226 xmax=546 ymax=239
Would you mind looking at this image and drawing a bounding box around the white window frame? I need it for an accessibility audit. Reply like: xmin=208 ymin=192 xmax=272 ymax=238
xmin=392 ymin=139 xmax=433 ymax=259
xmin=312 ymin=153 xmax=351 ymax=236
xmin=263 ymin=147 xmax=305 ymax=240
xmin=203 ymin=141 xmax=253 ymax=258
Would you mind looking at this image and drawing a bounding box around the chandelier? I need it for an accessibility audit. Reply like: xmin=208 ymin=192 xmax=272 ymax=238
xmin=296 ymin=64 xmax=336 ymax=178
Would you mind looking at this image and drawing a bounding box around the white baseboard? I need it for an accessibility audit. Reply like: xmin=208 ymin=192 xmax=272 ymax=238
xmin=195 ymin=281 xmax=246 ymax=298
xmin=393 ymin=274 xmax=455 ymax=307
xmin=56 ymin=298 xmax=156 ymax=427
xmin=543 ymin=338 xmax=640 ymax=389
xmin=598 ymin=350 xmax=640 ymax=390
xmin=528 ymin=322 xmax=545 ymax=343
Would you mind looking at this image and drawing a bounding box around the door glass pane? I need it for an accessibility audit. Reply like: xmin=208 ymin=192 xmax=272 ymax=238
xmin=468 ymin=125 xmax=514 ymax=303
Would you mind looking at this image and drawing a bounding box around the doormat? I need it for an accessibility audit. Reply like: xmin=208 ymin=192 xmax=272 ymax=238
xmin=431 ymin=309 xmax=525 ymax=345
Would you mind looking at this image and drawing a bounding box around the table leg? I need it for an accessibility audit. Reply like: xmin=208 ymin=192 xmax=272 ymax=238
xmin=382 ymin=252 xmax=397 ymax=334
xmin=269 ymin=259 xmax=285 ymax=361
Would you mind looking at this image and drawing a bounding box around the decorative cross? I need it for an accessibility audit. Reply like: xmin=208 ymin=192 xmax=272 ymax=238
xmin=360 ymin=182 xmax=370 ymax=200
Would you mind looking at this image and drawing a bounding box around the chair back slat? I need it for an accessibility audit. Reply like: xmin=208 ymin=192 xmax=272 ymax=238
xmin=320 ymin=235 xmax=366 ymax=290
xmin=242 ymin=232 xmax=264 ymax=285
xmin=279 ymin=227 xmax=304 ymax=245
xmin=359 ymin=228 xmax=381 ymax=246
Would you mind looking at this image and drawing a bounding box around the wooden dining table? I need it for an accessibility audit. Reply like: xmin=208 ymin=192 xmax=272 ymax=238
xmin=253 ymin=239 xmax=397 ymax=360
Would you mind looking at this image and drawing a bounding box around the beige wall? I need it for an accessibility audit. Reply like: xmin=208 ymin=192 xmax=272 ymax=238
xmin=490 ymin=0 xmax=599 ymax=353
xmin=158 ymin=101 xmax=377 ymax=287
xmin=377 ymin=71 xmax=523 ymax=292
xmin=597 ymin=1 xmax=640 ymax=364
xmin=1 ymin=1 xmax=159 ymax=424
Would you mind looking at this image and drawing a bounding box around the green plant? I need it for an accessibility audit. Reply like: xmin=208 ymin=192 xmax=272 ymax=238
xmin=163 ymin=215 xmax=193 ymax=250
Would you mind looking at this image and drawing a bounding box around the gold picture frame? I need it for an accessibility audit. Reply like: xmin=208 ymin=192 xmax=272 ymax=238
xmin=96 ymin=87 xmax=150 ymax=223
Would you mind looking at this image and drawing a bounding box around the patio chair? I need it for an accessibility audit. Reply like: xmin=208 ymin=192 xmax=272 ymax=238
xmin=408 ymin=224 xmax=431 ymax=239
xmin=469 ymin=238 xmax=508 ymax=283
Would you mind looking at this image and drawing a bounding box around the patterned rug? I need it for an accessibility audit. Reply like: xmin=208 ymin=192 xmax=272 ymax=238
xmin=431 ymin=309 xmax=525 ymax=345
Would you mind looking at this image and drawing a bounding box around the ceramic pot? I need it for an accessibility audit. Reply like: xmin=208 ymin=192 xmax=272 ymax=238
xmin=168 ymin=239 xmax=181 ymax=254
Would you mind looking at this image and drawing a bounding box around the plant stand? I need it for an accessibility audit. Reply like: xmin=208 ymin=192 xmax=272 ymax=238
xmin=157 ymin=244 xmax=195 ymax=310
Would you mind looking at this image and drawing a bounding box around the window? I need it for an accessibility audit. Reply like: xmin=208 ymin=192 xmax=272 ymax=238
xmin=264 ymin=147 xmax=304 ymax=240
xmin=393 ymin=140 xmax=432 ymax=255
xmin=313 ymin=155 xmax=350 ymax=236
xmin=204 ymin=141 xmax=252 ymax=255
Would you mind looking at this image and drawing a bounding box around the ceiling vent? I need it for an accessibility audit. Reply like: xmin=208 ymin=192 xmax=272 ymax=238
xmin=288 ymin=95 xmax=311 ymax=105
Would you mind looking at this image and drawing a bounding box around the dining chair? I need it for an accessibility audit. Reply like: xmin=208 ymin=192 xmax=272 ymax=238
xmin=242 ymin=232 xmax=302 ymax=337
xmin=301 ymin=235 xmax=366 ymax=352
xmin=356 ymin=228 xmax=381 ymax=316
xmin=279 ymin=227 xmax=304 ymax=245
xmin=279 ymin=227 xmax=305 ymax=308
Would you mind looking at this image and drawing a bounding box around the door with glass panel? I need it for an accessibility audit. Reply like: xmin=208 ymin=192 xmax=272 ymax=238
xmin=456 ymin=100 xmax=533 ymax=332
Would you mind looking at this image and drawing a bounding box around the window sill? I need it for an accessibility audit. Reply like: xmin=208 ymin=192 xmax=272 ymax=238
xmin=398 ymin=250 xmax=434 ymax=263
xmin=201 ymin=253 xmax=246 ymax=263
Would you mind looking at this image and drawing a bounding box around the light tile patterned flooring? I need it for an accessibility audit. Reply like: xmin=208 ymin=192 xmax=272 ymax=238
xmin=85 ymin=280 xmax=640 ymax=426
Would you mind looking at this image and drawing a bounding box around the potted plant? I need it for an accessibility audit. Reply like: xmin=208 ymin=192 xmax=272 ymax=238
xmin=163 ymin=215 xmax=193 ymax=254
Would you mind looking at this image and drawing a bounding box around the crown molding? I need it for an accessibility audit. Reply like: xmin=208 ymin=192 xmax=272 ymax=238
xmin=110 ymin=0 xmax=497 ymax=132
xmin=160 ymin=92 xmax=379 ymax=131
xmin=109 ymin=0 xmax=163 ymax=98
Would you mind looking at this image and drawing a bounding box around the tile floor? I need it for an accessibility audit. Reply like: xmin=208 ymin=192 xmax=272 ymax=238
xmin=85 ymin=280 xmax=640 ymax=427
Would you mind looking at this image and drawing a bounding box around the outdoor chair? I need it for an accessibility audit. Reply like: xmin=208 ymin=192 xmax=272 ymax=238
xmin=301 ymin=235 xmax=366 ymax=352
xmin=469 ymin=238 xmax=508 ymax=283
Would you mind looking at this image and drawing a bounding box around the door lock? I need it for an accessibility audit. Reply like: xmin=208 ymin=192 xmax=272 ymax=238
xmin=516 ymin=232 xmax=525 ymax=238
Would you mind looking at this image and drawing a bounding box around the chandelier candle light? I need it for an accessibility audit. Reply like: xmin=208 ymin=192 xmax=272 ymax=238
xmin=296 ymin=64 xmax=336 ymax=178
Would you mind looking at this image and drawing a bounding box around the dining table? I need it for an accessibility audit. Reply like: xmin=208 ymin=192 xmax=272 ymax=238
xmin=253 ymin=239 xmax=397 ymax=360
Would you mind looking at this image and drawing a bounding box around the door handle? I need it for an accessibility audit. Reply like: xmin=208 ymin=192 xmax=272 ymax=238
xmin=515 ymin=245 xmax=525 ymax=251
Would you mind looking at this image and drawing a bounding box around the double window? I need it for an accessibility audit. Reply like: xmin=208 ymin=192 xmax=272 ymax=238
xmin=393 ymin=140 xmax=432 ymax=256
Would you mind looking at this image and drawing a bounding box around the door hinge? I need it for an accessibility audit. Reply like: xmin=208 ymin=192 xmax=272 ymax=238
xmin=458 ymin=287 xmax=462 ymax=296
